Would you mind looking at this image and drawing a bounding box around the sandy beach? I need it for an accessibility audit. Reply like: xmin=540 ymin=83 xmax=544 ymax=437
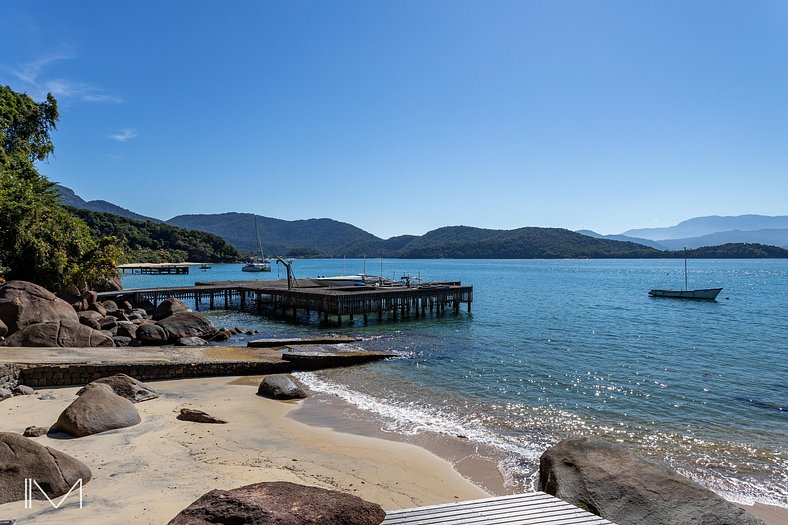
xmin=0 ymin=376 xmax=487 ymax=524
xmin=1 ymin=375 xmax=785 ymax=525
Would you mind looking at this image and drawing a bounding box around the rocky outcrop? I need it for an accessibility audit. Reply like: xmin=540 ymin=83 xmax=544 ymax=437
xmin=153 ymin=297 xmax=189 ymax=321
xmin=136 ymin=322 xmax=169 ymax=344
xmin=0 ymin=432 xmax=92 ymax=504
xmin=77 ymin=374 xmax=159 ymax=403
xmin=168 ymin=481 xmax=386 ymax=525
xmin=0 ymin=280 xmax=79 ymax=335
xmin=3 ymin=320 xmax=115 ymax=347
xmin=177 ymin=408 xmax=227 ymax=424
xmin=55 ymin=383 xmax=141 ymax=437
xmin=158 ymin=311 xmax=216 ymax=341
xmin=539 ymin=436 xmax=764 ymax=525
xmin=257 ymin=374 xmax=308 ymax=400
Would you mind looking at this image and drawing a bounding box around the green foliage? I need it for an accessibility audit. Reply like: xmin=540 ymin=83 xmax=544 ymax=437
xmin=0 ymin=85 xmax=121 ymax=291
xmin=68 ymin=208 xmax=242 ymax=263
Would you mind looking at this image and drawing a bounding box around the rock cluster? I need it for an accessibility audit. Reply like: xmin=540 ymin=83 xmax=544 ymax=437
xmin=539 ymin=436 xmax=765 ymax=525
xmin=0 ymin=280 xmax=256 ymax=348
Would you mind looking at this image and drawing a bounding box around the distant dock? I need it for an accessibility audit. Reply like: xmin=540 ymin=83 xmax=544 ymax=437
xmin=119 ymin=263 xmax=190 ymax=275
xmin=99 ymin=279 xmax=473 ymax=326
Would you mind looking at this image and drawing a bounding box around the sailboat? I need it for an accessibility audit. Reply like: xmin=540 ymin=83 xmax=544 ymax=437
xmin=242 ymin=217 xmax=271 ymax=272
xmin=649 ymin=249 xmax=721 ymax=300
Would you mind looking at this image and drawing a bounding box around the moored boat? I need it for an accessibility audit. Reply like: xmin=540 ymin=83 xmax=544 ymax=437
xmin=648 ymin=288 xmax=722 ymax=300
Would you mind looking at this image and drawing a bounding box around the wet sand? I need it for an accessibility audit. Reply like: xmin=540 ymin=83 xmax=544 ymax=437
xmin=0 ymin=376 xmax=487 ymax=524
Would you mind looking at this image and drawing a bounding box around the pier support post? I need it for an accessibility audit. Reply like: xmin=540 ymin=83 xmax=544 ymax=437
xmin=224 ymin=291 xmax=229 ymax=309
xmin=210 ymin=293 xmax=215 ymax=310
xmin=195 ymin=293 xmax=201 ymax=311
xmin=240 ymin=291 xmax=246 ymax=310
xmin=363 ymin=313 xmax=368 ymax=324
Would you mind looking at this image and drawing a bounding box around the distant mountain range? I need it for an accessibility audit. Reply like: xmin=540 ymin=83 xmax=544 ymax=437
xmin=578 ymin=215 xmax=788 ymax=251
xmin=55 ymin=185 xmax=788 ymax=259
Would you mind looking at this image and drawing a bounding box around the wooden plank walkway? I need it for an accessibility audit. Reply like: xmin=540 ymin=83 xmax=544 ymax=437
xmin=382 ymin=492 xmax=614 ymax=525
xmin=98 ymin=279 xmax=472 ymax=326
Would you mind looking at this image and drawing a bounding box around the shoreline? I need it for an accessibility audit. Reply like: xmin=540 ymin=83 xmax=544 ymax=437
xmin=0 ymin=376 xmax=488 ymax=524
xmin=1 ymin=375 xmax=785 ymax=524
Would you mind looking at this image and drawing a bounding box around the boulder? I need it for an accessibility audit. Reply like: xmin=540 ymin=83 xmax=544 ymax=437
xmin=137 ymin=299 xmax=155 ymax=316
xmin=55 ymin=383 xmax=141 ymax=437
xmin=82 ymin=290 xmax=98 ymax=305
xmin=209 ymin=328 xmax=231 ymax=342
xmin=111 ymin=310 xmax=130 ymax=322
xmin=120 ymin=300 xmax=134 ymax=313
xmin=257 ymin=375 xmax=308 ymax=400
xmin=158 ymin=311 xmax=216 ymax=340
xmin=0 ymin=318 xmax=6 ymax=338
xmin=22 ymin=425 xmax=49 ymax=437
xmin=0 ymin=388 xmax=11 ymax=401
xmin=0 ymin=280 xmax=79 ymax=335
xmin=89 ymin=302 xmax=107 ymax=317
xmin=113 ymin=335 xmax=132 ymax=346
xmin=12 ymin=385 xmax=34 ymax=396
xmin=539 ymin=436 xmax=764 ymax=525
xmin=177 ymin=408 xmax=227 ymax=424
xmin=77 ymin=374 xmax=159 ymax=403
xmin=167 ymin=481 xmax=386 ymax=525
xmin=0 ymin=432 xmax=92 ymax=504
xmin=3 ymin=320 xmax=115 ymax=347
xmin=136 ymin=322 xmax=169 ymax=345
xmin=176 ymin=336 xmax=208 ymax=346
xmin=153 ymin=297 xmax=189 ymax=321
xmin=102 ymin=300 xmax=119 ymax=313
xmin=98 ymin=316 xmax=118 ymax=330
xmin=116 ymin=321 xmax=138 ymax=339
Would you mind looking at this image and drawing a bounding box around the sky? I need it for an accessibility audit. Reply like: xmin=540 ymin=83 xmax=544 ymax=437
xmin=2 ymin=1 xmax=787 ymax=239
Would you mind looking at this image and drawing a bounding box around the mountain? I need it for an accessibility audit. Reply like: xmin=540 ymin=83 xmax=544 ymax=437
xmin=69 ymin=208 xmax=241 ymax=263
xmin=622 ymin=214 xmax=788 ymax=241
xmin=576 ymin=230 xmax=667 ymax=250
xmin=656 ymin=229 xmax=788 ymax=250
xmin=55 ymin=184 xmax=161 ymax=223
xmin=389 ymin=226 xmax=661 ymax=259
xmin=675 ymin=243 xmax=788 ymax=258
xmin=165 ymin=212 xmax=381 ymax=257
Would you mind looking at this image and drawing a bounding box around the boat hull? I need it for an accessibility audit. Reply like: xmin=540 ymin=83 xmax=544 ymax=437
xmin=648 ymin=288 xmax=722 ymax=300
xmin=242 ymin=264 xmax=271 ymax=272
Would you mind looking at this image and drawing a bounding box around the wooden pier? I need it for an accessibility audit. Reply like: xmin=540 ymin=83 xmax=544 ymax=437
xmin=118 ymin=263 xmax=190 ymax=275
xmin=98 ymin=279 xmax=472 ymax=326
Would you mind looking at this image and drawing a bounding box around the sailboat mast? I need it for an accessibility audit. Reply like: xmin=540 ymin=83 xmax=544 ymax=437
xmin=255 ymin=218 xmax=263 ymax=259
xmin=684 ymin=247 xmax=688 ymax=291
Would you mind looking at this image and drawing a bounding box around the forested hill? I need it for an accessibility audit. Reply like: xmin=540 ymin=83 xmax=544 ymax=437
xmin=165 ymin=212 xmax=380 ymax=257
xmin=69 ymin=208 xmax=242 ymax=263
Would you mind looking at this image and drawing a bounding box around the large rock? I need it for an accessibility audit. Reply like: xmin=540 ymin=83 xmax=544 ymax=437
xmin=257 ymin=374 xmax=308 ymax=400
xmin=55 ymin=383 xmax=141 ymax=437
xmin=3 ymin=320 xmax=115 ymax=347
xmin=76 ymin=374 xmax=159 ymax=403
xmin=176 ymin=336 xmax=207 ymax=346
xmin=0 ymin=432 xmax=92 ymax=504
xmin=539 ymin=436 xmax=764 ymax=525
xmin=153 ymin=297 xmax=189 ymax=321
xmin=168 ymin=481 xmax=386 ymax=525
xmin=136 ymin=322 xmax=169 ymax=344
xmin=0 ymin=280 xmax=79 ymax=335
xmin=158 ymin=311 xmax=216 ymax=341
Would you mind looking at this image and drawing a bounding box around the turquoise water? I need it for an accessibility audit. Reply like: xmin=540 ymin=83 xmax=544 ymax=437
xmin=122 ymin=258 xmax=788 ymax=506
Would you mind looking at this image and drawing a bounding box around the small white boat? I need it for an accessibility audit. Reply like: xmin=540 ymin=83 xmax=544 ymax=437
xmin=649 ymin=249 xmax=722 ymax=300
xmin=243 ymin=217 xmax=272 ymax=272
xmin=648 ymin=288 xmax=723 ymax=300
xmin=242 ymin=260 xmax=271 ymax=272
xmin=310 ymin=274 xmax=381 ymax=287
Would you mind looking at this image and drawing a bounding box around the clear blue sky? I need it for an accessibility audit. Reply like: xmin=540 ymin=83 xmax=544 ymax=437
xmin=2 ymin=1 xmax=787 ymax=238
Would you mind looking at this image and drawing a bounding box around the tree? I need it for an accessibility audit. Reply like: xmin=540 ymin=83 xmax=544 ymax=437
xmin=0 ymin=85 xmax=121 ymax=292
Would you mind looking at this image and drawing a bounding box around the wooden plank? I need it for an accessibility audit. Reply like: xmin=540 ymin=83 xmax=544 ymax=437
xmin=382 ymin=492 xmax=615 ymax=525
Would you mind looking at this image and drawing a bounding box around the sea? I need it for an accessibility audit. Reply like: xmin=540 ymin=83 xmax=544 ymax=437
xmin=121 ymin=258 xmax=788 ymax=508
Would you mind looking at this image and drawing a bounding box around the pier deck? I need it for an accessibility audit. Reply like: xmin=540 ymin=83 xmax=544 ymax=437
xmin=98 ymin=279 xmax=473 ymax=325
xmin=383 ymin=492 xmax=615 ymax=524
